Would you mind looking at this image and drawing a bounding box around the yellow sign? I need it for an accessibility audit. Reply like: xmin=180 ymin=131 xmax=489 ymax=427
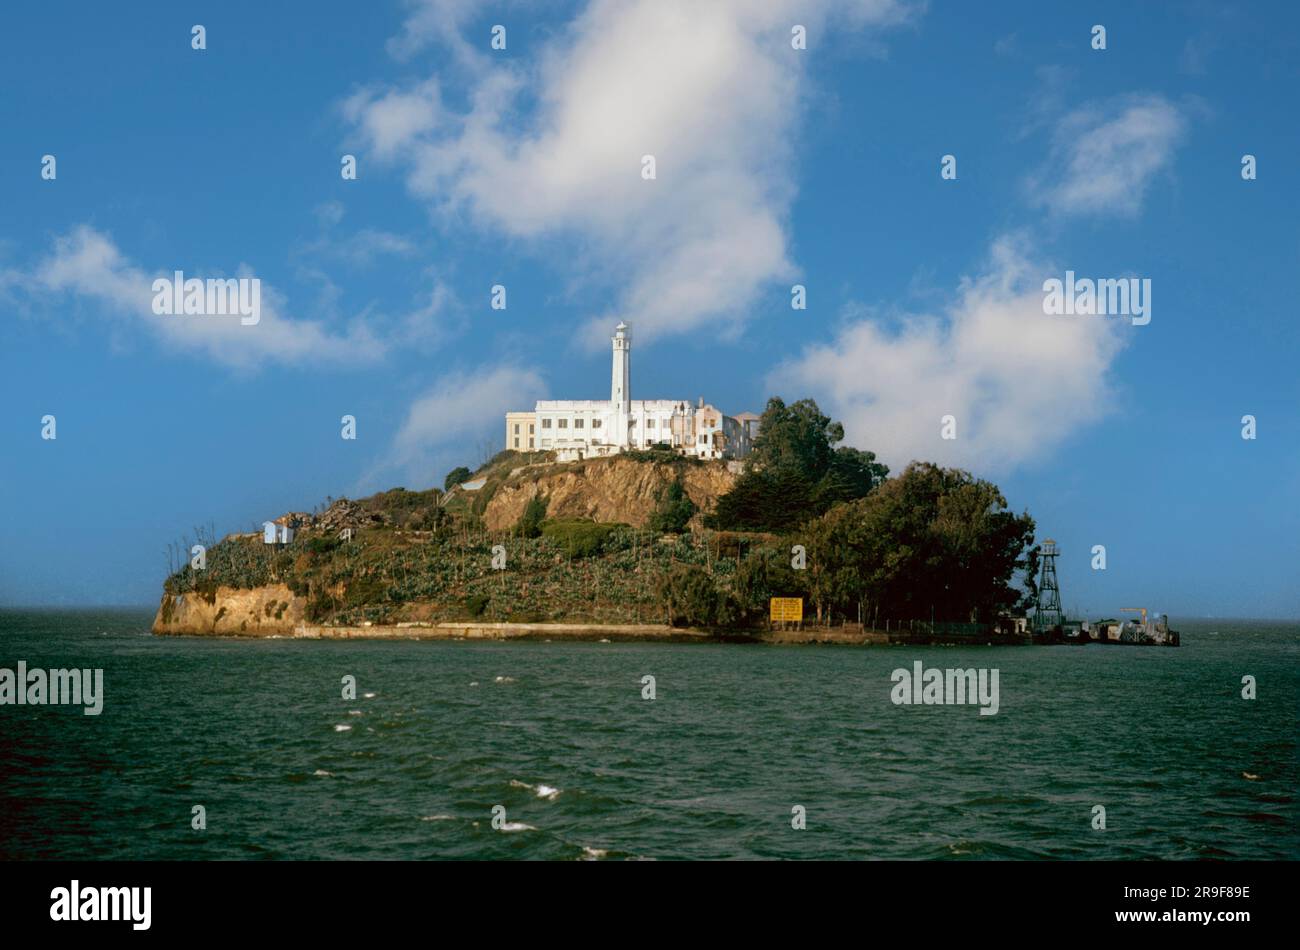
xmin=770 ymin=597 xmax=803 ymax=622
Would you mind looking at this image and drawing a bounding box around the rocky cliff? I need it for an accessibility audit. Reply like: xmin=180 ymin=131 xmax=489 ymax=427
xmin=480 ymin=455 xmax=737 ymax=531
xmin=153 ymin=583 xmax=305 ymax=636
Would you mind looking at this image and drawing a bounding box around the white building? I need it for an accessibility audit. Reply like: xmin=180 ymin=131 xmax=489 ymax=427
xmin=262 ymin=521 xmax=294 ymax=545
xmin=505 ymin=321 xmax=752 ymax=462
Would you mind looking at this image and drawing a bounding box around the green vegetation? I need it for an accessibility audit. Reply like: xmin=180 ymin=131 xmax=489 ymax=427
xmin=707 ymin=397 xmax=888 ymax=532
xmin=517 ymin=495 xmax=547 ymax=538
xmin=161 ymin=395 xmax=1036 ymax=632
xmin=443 ymin=466 xmax=472 ymax=491
xmin=647 ymin=476 xmax=697 ymax=534
xmin=541 ymin=520 xmax=624 ymax=558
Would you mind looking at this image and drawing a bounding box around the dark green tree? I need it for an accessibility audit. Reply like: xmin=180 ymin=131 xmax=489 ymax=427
xmin=647 ymin=477 xmax=698 ymax=534
xmin=746 ymin=397 xmax=843 ymax=480
xmin=517 ymin=495 xmax=547 ymax=539
xmin=708 ymin=396 xmax=885 ymax=532
xmin=444 ymin=466 xmax=472 ymax=491
xmin=802 ymin=462 xmax=1035 ymax=624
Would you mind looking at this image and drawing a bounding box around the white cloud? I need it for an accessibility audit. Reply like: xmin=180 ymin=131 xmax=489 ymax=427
xmin=370 ymin=365 xmax=548 ymax=486
xmin=343 ymin=79 xmax=442 ymax=160
xmin=385 ymin=0 xmax=486 ymax=63
xmin=12 ymin=226 xmax=385 ymax=369
xmin=767 ymin=236 xmax=1129 ymax=474
xmin=345 ymin=0 xmax=920 ymax=348
xmin=1028 ymin=94 xmax=1187 ymax=218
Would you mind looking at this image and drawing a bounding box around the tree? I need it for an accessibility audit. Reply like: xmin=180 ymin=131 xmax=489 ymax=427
xmin=708 ymin=396 xmax=885 ymax=532
xmin=746 ymin=397 xmax=843 ymax=480
xmin=801 ymin=462 xmax=1035 ymax=624
xmin=647 ymin=477 xmax=697 ymax=534
xmin=733 ymin=545 xmax=805 ymax=621
xmin=1018 ymin=545 xmax=1041 ymax=614
xmin=814 ymin=447 xmax=889 ymax=508
xmin=658 ymin=564 xmax=739 ymax=628
xmin=517 ymin=495 xmax=547 ymax=539
xmin=444 ymin=466 xmax=472 ymax=491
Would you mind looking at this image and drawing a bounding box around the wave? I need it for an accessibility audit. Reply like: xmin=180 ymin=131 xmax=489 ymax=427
xmin=511 ymin=779 xmax=561 ymax=801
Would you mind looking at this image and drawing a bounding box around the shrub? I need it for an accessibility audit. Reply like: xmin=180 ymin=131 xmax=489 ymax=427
xmin=444 ymin=466 xmax=472 ymax=491
xmin=542 ymin=520 xmax=622 ymax=558
xmin=307 ymin=535 xmax=341 ymax=555
xmin=517 ymin=495 xmax=547 ymax=538
xmin=658 ymin=563 xmax=740 ymax=628
xmin=648 ymin=477 xmax=697 ymax=534
xmin=465 ymin=593 xmax=490 ymax=618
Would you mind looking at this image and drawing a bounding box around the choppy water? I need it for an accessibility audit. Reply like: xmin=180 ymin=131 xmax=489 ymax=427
xmin=1 ymin=609 xmax=1295 ymax=860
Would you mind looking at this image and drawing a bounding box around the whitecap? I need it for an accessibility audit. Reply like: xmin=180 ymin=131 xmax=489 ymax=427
xmin=333 ymin=724 xmax=352 ymax=732
xmin=420 ymin=814 xmax=455 ymax=822
xmin=1242 ymin=772 xmax=1261 ymax=781
xmin=494 ymin=676 xmax=516 ymax=684
xmin=579 ymin=846 xmax=608 ymax=860
xmin=511 ymin=779 xmax=561 ymax=801
xmin=363 ymin=692 xmax=377 ymax=699
xmin=313 ymin=769 xmax=333 ymax=777
xmin=348 ymin=710 xmax=362 ymax=716
xmin=498 ymin=822 xmax=536 ymax=832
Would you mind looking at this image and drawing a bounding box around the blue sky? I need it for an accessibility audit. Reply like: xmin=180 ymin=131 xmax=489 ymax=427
xmin=2 ymin=0 xmax=1297 ymax=617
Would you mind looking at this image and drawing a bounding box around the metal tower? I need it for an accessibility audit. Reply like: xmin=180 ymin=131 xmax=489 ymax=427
xmin=1034 ymin=539 xmax=1063 ymax=632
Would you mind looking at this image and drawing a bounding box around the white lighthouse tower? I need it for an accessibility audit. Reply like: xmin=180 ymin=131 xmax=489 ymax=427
xmin=611 ymin=321 xmax=631 ymax=448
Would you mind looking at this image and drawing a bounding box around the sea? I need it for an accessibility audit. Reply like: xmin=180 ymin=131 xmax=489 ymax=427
xmin=1 ymin=609 xmax=1295 ymax=860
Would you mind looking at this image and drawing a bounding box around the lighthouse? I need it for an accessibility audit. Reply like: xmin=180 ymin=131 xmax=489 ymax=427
xmin=503 ymin=318 xmax=754 ymax=461
xmin=611 ymin=321 xmax=631 ymax=448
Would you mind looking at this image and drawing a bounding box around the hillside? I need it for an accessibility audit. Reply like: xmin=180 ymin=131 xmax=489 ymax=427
xmin=476 ymin=452 xmax=736 ymax=530
xmin=153 ymin=398 xmax=1038 ymax=639
xmin=154 ymin=451 xmax=747 ymax=634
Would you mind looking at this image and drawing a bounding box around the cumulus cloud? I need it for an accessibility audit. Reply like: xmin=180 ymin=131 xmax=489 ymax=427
xmin=767 ymin=236 xmax=1129 ymax=474
xmin=370 ymin=365 xmax=548 ymax=485
xmin=1028 ymin=94 xmax=1187 ymax=217
xmin=10 ymin=226 xmax=384 ymax=369
xmin=344 ymin=0 xmax=920 ymax=347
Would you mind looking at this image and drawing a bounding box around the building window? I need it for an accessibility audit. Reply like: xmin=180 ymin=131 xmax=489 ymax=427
xmin=529 ymin=438 xmax=535 ymax=448
xmin=513 ymin=423 xmax=520 ymax=434
xmin=513 ymin=438 xmax=519 ymax=448
xmin=529 ymin=424 xmax=535 ymax=434
xmin=542 ymin=418 xmax=552 ymax=429
xmin=592 ymin=418 xmax=601 ymax=428
xmin=647 ymin=419 xmax=656 ymax=429
xmin=575 ymin=418 xmax=584 ymax=428
xmin=558 ymin=418 xmax=568 ymax=429
xmin=699 ymin=434 xmax=707 ymax=445
xmin=542 ymin=439 xmax=552 ymax=448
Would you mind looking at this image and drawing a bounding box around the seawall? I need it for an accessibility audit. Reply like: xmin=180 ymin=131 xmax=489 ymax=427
xmin=151 ymin=589 xmax=896 ymax=644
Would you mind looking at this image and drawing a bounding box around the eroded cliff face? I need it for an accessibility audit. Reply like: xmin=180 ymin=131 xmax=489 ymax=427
xmin=481 ymin=456 xmax=737 ymax=531
xmin=152 ymin=584 xmax=305 ymax=636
